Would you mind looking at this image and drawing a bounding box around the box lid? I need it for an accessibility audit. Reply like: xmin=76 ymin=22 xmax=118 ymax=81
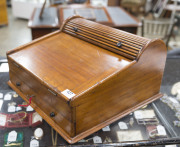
xmin=8 ymin=16 xmax=150 ymax=101
xmin=8 ymin=31 xmax=134 ymax=100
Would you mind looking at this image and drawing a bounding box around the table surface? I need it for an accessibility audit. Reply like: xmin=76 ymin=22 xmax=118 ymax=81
xmin=0 ymin=57 xmax=180 ymax=146
xmin=28 ymin=4 xmax=140 ymax=29
xmin=59 ymin=4 xmax=140 ymax=28
xmin=28 ymin=7 xmax=59 ymax=28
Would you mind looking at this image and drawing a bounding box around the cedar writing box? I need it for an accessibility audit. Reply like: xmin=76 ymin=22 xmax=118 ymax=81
xmin=7 ymin=16 xmax=167 ymax=144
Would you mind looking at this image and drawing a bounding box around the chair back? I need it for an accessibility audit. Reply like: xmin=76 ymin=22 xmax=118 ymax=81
xmin=141 ymin=18 xmax=176 ymax=47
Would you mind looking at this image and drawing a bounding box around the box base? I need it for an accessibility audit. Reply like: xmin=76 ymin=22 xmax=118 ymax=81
xmin=8 ymin=80 xmax=163 ymax=144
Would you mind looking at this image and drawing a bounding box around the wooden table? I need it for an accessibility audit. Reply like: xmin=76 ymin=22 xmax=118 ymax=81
xmin=59 ymin=4 xmax=140 ymax=33
xmin=28 ymin=7 xmax=59 ymax=40
xmin=28 ymin=4 xmax=140 ymax=40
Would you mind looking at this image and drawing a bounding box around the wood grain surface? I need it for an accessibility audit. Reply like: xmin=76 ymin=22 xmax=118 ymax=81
xmin=7 ymin=16 xmax=167 ymax=144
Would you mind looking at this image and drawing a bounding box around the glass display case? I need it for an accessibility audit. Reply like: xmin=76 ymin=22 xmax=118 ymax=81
xmin=0 ymin=57 xmax=180 ymax=146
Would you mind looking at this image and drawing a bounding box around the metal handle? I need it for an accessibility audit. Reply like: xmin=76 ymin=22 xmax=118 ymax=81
xmin=50 ymin=112 xmax=55 ymax=117
xmin=16 ymin=82 xmax=21 ymax=86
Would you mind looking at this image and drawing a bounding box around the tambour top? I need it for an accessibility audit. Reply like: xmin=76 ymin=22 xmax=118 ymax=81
xmin=61 ymin=16 xmax=151 ymax=60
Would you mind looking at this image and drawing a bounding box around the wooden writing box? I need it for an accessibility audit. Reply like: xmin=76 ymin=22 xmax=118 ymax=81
xmin=7 ymin=16 xmax=167 ymax=144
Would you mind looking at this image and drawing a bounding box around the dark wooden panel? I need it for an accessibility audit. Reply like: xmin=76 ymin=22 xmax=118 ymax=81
xmin=108 ymin=0 xmax=121 ymax=6
xmin=31 ymin=28 xmax=58 ymax=40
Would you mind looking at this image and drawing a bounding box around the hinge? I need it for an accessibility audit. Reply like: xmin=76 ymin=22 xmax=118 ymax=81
xmin=13 ymin=62 xmax=20 ymax=68
xmin=48 ymin=89 xmax=57 ymax=96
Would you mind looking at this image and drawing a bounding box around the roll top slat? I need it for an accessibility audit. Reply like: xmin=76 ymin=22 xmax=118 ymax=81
xmin=62 ymin=17 xmax=150 ymax=60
